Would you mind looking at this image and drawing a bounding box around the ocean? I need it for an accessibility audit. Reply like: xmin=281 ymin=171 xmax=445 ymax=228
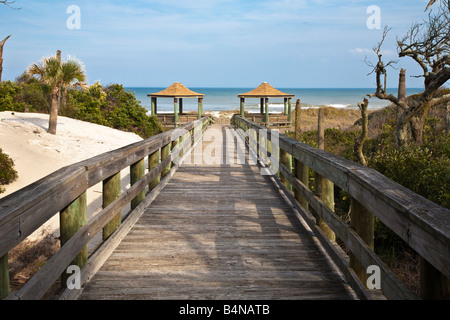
xmin=126 ymin=87 xmax=423 ymax=114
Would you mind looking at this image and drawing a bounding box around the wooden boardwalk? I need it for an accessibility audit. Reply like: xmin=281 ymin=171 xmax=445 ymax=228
xmin=78 ymin=125 xmax=356 ymax=300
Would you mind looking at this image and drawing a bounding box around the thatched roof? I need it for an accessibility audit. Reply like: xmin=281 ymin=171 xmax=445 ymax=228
xmin=238 ymin=82 xmax=294 ymax=98
xmin=147 ymin=82 xmax=204 ymax=98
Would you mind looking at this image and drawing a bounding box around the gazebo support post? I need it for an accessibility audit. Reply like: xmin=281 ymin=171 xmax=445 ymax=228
xmin=198 ymin=97 xmax=203 ymax=119
xmin=260 ymin=98 xmax=264 ymax=114
xmin=179 ymin=98 xmax=183 ymax=115
xmin=174 ymin=98 xmax=179 ymax=128
xmin=265 ymin=98 xmax=269 ymax=127
xmin=240 ymin=98 xmax=245 ymax=118
xmin=151 ymin=97 xmax=157 ymax=116
xmin=284 ymin=98 xmax=288 ymax=115
xmin=288 ymin=98 xmax=292 ymax=123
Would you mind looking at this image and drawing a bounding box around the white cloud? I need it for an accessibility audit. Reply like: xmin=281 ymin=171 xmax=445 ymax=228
xmin=349 ymin=48 xmax=372 ymax=54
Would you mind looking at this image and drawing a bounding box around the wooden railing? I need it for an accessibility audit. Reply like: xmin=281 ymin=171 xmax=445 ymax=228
xmin=232 ymin=115 xmax=450 ymax=300
xmin=0 ymin=117 xmax=212 ymax=300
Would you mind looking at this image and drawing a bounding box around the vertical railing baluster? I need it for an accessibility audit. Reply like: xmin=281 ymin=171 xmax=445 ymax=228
xmin=314 ymin=108 xmax=335 ymax=241
xmin=349 ymin=198 xmax=374 ymax=286
xmin=420 ymin=258 xmax=450 ymax=299
xmin=149 ymin=149 xmax=160 ymax=191
xmin=280 ymin=148 xmax=292 ymax=191
xmin=0 ymin=254 xmax=9 ymax=299
xmin=102 ymin=172 xmax=121 ymax=240
xmin=161 ymin=142 xmax=172 ymax=178
xmin=130 ymin=159 xmax=145 ymax=210
xmin=60 ymin=191 xmax=87 ymax=287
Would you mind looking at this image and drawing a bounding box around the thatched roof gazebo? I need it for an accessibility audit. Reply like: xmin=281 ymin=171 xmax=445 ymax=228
xmin=238 ymin=82 xmax=294 ymax=126
xmin=147 ymin=82 xmax=205 ymax=127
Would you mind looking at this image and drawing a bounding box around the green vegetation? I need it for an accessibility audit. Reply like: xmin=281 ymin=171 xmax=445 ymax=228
xmin=0 ymin=76 xmax=162 ymax=195
xmin=0 ymin=79 xmax=162 ymax=139
xmin=0 ymin=148 xmax=18 ymax=194
xmin=288 ymin=102 xmax=449 ymax=292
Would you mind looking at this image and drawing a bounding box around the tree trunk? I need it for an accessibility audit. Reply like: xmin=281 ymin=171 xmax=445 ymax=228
xmin=395 ymin=69 xmax=409 ymax=147
xmin=395 ymin=117 xmax=410 ymax=148
xmin=48 ymin=86 xmax=60 ymax=135
xmin=354 ymin=98 xmax=368 ymax=166
xmin=294 ymin=99 xmax=301 ymax=140
xmin=0 ymin=35 xmax=11 ymax=83
xmin=397 ymin=69 xmax=406 ymax=124
xmin=446 ymin=103 xmax=449 ymax=135
xmin=48 ymin=50 xmax=62 ymax=135
xmin=410 ymin=112 xmax=426 ymax=145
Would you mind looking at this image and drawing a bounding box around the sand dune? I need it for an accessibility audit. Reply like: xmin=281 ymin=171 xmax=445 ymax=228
xmin=0 ymin=112 xmax=143 ymax=242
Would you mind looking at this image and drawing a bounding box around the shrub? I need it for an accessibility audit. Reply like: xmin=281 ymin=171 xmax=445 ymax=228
xmin=0 ymin=148 xmax=18 ymax=194
xmin=369 ymin=135 xmax=450 ymax=209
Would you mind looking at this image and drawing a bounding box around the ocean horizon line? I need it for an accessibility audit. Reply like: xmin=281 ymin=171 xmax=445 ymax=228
xmin=125 ymin=86 xmax=424 ymax=90
xmin=124 ymin=87 xmax=427 ymax=112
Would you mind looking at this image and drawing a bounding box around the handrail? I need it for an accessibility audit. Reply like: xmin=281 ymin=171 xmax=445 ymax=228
xmin=0 ymin=116 xmax=212 ymax=300
xmin=232 ymin=115 xmax=450 ymax=300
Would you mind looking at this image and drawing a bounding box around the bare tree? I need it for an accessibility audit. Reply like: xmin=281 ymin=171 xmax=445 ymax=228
xmin=367 ymin=2 xmax=450 ymax=146
xmin=0 ymin=0 xmax=20 ymax=9
xmin=354 ymin=98 xmax=369 ymax=166
xmin=0 ymin=35 xmax=11 ymax=82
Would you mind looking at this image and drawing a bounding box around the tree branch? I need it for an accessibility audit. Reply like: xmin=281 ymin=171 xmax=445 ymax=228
xmin=0 ymin=0 xmax=21 ymax=9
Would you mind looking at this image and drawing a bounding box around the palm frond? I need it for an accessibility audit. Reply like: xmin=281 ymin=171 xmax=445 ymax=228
xmin=61 ymin=57 xmax=87 ymax=86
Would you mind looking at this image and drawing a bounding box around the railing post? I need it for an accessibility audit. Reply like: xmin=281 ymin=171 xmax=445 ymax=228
xmin=265 ymin=98 xmax=269 ymax=127
xmin=130 ymin=158 xmax=145 ymax=210
xmin=314 ymin=108 xmax=335 ymax=240
xmin=174 ymin=98 xmax=179 ymax=128
xmin=280 ymin=148 xmax=292 ymax=191
xmin=349 ymin=198 xmax=374 ymax=285
xmin=420 ymin=258 xmax=450 ymax=299
xmin=149 ymin=149 xmax=160 ymax=191
xmin=294 ymin=160 xmax=309 ymax=210
xmin=288 ymin=98 xmax=292 ymax=123
xmin=0 ymin=254 xmax=9 ymax=299
xmin=172 ymin=134 xmax=180 ymax=166
xmin=161 ymin=142 xmax=172 ymax=178
xmin=60 ymin=191 xmax=87 ymax=286
xmin=102 ymin=172 xmax=121 ymax=240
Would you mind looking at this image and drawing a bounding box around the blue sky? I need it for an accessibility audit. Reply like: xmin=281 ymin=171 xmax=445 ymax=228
xmin=0 ymin=0 xmax=436 ymax=88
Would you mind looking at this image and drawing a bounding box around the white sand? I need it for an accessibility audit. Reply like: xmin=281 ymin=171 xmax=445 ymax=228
xmin=0 ymin=112 xmax=143 ymax=244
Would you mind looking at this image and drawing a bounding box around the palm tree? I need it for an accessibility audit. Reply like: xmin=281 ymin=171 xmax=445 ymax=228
xmin=28 ymin=50 xmax=87 ymax=134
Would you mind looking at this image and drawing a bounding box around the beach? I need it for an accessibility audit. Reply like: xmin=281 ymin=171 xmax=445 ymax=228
xmin=0 ymin=106 xmax=362 ymax=249
xmin=0 ymin=111 xmax=143 ymax=243
xmin=1 ymin=107 xmax=362 ymax=199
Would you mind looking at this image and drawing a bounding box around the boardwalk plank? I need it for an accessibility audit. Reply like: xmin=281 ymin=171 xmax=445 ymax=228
xmin=78 ymin=125 xmax=356 ymax=300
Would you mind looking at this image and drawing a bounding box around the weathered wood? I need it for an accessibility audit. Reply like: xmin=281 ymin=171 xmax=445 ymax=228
xmin=0 ymin=166 xmax=87 ymax=258
xmin=265 ymin=97 xmax=269 ymax=126
xmin=0 ymin=254 xmax=9 ymax=299
xmin=0 ymin=118 xmax=209 ymax=300
xmin=8 ymin=154 xmax=174 ymax=300
xmin=198 ymin=98 xmax=203 ymax=119
xmin=288 ymin=97 xmax=292 ymax=122
xmin=102 ymin=172 xmax=121 ymax=241
xmin=279 ymin=152 xmax=292 ymax=191
xmin=130 ymin=159 xmax=146 ymax=210
xmin=233 ymin=116 xmax=448 ymax=299
xmin=148 ymin=149 xmax=160 ymax=190
xmin=161 ymin=142 xmax=172 ymax=178
xmin=278 ymin=166 xmax=417 ymax=299
xmin=60 ymin=154 xmax=184 ymax=300
xmin=420 ymin=257 xmax=450 ymax=299
xmin=349 ymin=198 xmax=374 ymax=285
xmin=78 ymin=125 xmax=356 ymax=300
xmin=174 ymin=98 xmax=179 ymax=127
xmin=315 ymin=108 xmax=335 ymax=241
xmin=59 ymin=191 xmax=88 ymax=286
